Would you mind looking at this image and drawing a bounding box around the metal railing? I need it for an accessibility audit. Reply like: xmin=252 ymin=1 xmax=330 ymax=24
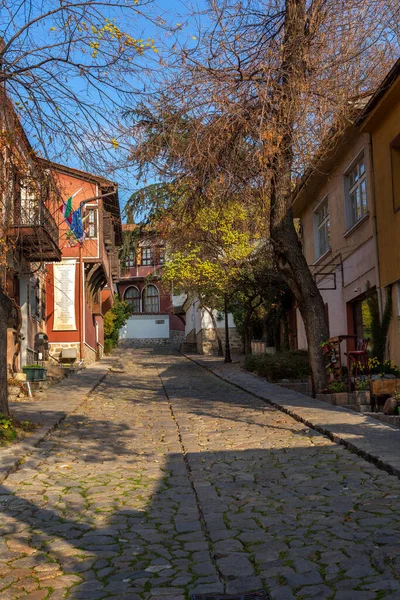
xmin=11 ymin=198 xmax=59 ymax=247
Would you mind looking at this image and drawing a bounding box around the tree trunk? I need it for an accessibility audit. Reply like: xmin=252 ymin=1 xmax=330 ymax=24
xmin=269 ymin=0 xmax=329 ymax=393
xmin=0 ymin=289 xmax=13 ymax=416
xmin=271 ymin=213 xmax=329 ymax=393
xmin=204 ymin=306 xmax=224 ymax=357
xmin=243 ymin=311 xmax=252 ymax=355
xmin=224 ymin=296 xmax=232 ymax=363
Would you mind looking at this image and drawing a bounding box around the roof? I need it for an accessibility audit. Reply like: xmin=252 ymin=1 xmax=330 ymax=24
xmin=40 ymin=159 xmax=122 ymax=245
xmin=355 ymin=57 xmax=400 ymax=126
xmin=38 ymin=158 xmax=118 ymax=187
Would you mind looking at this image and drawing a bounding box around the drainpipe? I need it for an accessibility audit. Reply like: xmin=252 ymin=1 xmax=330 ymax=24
xmin=79 ymin=244 xmax=84 ymax=361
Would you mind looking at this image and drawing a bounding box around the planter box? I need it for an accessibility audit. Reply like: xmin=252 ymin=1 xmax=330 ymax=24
xmin=370 ymin=378 xmax=400 ymax=396
xmin=251 ymin=341 xmax=276 ymax=355
xmin=353 ymin=391 xmax=371 ymax=405
xmin=332 ymin=392 xmax=351 ymax=406
xmin=22 ymin=366 xmax=46 ymax=382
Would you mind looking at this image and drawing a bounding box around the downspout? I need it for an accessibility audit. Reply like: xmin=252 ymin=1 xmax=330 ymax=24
xmin=79 ymin=245 xmax=84 ymax=361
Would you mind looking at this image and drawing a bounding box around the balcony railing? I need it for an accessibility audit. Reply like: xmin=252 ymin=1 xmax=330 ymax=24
xmin=8 ymin=197 xmax=61 ymax=262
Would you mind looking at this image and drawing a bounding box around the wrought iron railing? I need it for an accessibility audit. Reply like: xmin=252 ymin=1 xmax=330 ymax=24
xmin=11 ymin=198 xmax=59 ymax=247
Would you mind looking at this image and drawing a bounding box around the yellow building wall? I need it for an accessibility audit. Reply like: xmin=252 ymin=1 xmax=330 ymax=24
xmin=362 ymin=77 xmax=400 ymax=364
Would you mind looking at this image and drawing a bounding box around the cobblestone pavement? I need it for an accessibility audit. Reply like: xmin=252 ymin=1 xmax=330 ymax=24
xmin=2 ymin=349 xmax=400 ymax=599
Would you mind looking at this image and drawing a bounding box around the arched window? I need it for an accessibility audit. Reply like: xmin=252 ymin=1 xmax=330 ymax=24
xmin=124 ymin=286 xmax=140 ymax=312
xmin=143 ymin=284 xmax=159 ymax=312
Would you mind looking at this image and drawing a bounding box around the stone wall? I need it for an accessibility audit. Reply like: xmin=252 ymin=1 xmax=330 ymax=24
xmin=119 ymin=338 xmax=173 ymax=347
xmin=84 ymin=344 xmax=97 ymax=366
xmin=48 ymin=342 xmax=81 ymax=363
xmin=196 ymin=327 xmax=243 ymax=356
xmin=170 ymin=330 xmax=186 ymax=345
xmin=48 ymin=342 xmax=98 ymax=366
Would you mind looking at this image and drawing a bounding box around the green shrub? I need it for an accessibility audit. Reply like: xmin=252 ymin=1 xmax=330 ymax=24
xmin=328 ymin=381 xmax=346 ymax=393
xmin=0 ymin=414 xmax=17 ymax=443
xmin=104 ymin=339 xmax=114 ymax=355
xmin=244 ymin=350 xmax=310 ymax=381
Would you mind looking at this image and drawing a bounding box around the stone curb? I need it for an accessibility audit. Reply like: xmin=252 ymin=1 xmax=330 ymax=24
xmin=0 ymin=358 xmax=114 ymax=485
xmin=181 ymin=352 xmax=400 ymax=479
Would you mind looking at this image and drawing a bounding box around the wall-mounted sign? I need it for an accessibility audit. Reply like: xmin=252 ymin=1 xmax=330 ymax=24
xmin=53 ymin=261 xmax=77 ymax=330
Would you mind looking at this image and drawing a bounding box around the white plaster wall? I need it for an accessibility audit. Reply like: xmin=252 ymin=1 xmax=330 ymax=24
xmin=120 ymin=314 xmax=170 ymax=339
xmin=172 ymin=293 xmax=186 ymax=308
xmin=184 ymin=298 xmax=236 ymax=336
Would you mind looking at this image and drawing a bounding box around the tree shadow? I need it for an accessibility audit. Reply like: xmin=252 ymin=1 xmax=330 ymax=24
xmin=2 ymin=347 xmax=400 ymax=599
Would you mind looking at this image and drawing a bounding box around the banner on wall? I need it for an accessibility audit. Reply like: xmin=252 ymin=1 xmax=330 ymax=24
xmin=53 ymin=260 xmax=77 ymax=331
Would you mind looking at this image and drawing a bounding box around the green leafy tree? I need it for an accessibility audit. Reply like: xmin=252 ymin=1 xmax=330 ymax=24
xmin=366 ymin=282 xmax=393 ymax=363
xmin=104 ymin=296 xmax=133 ymax=353
xmin=161 ymin=200 xmax=258 ymax=362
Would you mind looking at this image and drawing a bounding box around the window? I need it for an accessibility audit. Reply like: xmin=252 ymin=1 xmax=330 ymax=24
xmin=143 ymin=284 xmax=159 ymax=312
xmin=41 ymin=284 xmax=46 ymax=321
xmin=125 ymin=252 xmax=135 ymax=268
xmin=85 ymin=208 xmax=98 ymax=238
xmin=124 ymin=286 xmax=140 ymax=312
xmin=29 ymin=278 xmax=41 ymax=319
xmin=391 ymin=135 xmax=400 ymax=211
xmin=141 ymin=247 xmax=153 ymax=266
xmin=158 ymin=247 xmax=165 ymax=265
xmin=314 ymin=198 xmax=330 ymax=260
xmin=345 ymin=155 xmax=368 ymax=228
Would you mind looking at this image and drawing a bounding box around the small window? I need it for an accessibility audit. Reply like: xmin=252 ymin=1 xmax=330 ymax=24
xmin=141 ymin=247 xmax=152 ymax=266
xmin=314 ymin=198 xmax=330 ymax=260
xmin=391 ymin=135 xmax=400 ymax=212
xmin=41 ymin=284 xmax=46 ymax=321
xmin=29 ymin=277 xmax=41 ymax=319
xmin=85 ymin=208 xmax=98 ymax=238
xmin=124 ymin=287 xmax=140 ymax=312
xmin=345 ymin=155 xmax=368 ymax=228
xmin=125 ymin=252 xmax=135 ymax=268
xmin=158 ymin=247 xmax=165 ymax=265
xmin=143 ymin=284 xmax=159 ymax=312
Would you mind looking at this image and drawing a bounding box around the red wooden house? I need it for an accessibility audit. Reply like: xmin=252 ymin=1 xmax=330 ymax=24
xmin=44 ymin=162 xmax=122 ymax=364
xmin=117 ymin=224 xmax=185 ymax=345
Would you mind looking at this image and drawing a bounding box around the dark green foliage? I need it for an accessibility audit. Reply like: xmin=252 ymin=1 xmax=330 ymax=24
xmin=244 ymin=350 xmax=311 ymax=381
xmin=366 ymin=282 xmax=392 ymax=363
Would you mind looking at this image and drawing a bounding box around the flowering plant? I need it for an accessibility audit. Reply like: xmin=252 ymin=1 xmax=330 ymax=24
xmin=368 ymin=357 xmax=400 ymax=377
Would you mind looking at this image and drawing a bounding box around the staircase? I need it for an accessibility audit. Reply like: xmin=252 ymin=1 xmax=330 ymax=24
xmin=180 ymin=342 xmax=198 ymax=354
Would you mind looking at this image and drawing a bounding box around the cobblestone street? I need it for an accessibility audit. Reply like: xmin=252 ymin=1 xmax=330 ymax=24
xmin=3 ymin=348 xmax=400 ymax=599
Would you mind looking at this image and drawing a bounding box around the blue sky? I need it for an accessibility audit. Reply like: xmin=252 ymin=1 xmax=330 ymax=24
xmin=3 ymin=0 xmax=207 ymax=220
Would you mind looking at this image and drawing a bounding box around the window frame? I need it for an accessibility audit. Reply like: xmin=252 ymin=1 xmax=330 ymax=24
xmin=391 ymin=133 xmax=400 ymax=213
xmin=124 ymin=286 xmax=141 ymax=312
xmin=141 ymin=246 xmax=153 ymax=266
xmin=84 ymin=206 xmax=98 ymax=239
xmin=313 ymin=196 xmax=331 ymax=261
xmin=143 ymin=284 xmax=160 ymax=313
xmin=344 ymin=151 xmax=368 ymax=230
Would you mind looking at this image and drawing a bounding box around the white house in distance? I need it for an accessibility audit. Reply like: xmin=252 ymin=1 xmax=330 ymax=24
xmin=184 ymin=297 xmax=242 ymax=355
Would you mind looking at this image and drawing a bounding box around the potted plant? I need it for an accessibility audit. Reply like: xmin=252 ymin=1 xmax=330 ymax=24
xmin=22 ymin=364 xmax=46 ymax=382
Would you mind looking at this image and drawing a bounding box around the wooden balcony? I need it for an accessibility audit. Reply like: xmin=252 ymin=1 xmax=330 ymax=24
xmin=8 ymin=199 xmax=61 ymax=262
xmin=110 ymin=247 xmax=119 ymax=279
xmin=103 ymin=213 xmax=115 ymax=249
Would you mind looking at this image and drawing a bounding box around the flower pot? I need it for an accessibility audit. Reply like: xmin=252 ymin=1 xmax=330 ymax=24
xmin=22 ymin=366 xmax=46 ymax=382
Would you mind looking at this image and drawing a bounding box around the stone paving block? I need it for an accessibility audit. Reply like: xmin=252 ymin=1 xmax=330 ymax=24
xmin=2 ymin=348 xmax=400 ymax=599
